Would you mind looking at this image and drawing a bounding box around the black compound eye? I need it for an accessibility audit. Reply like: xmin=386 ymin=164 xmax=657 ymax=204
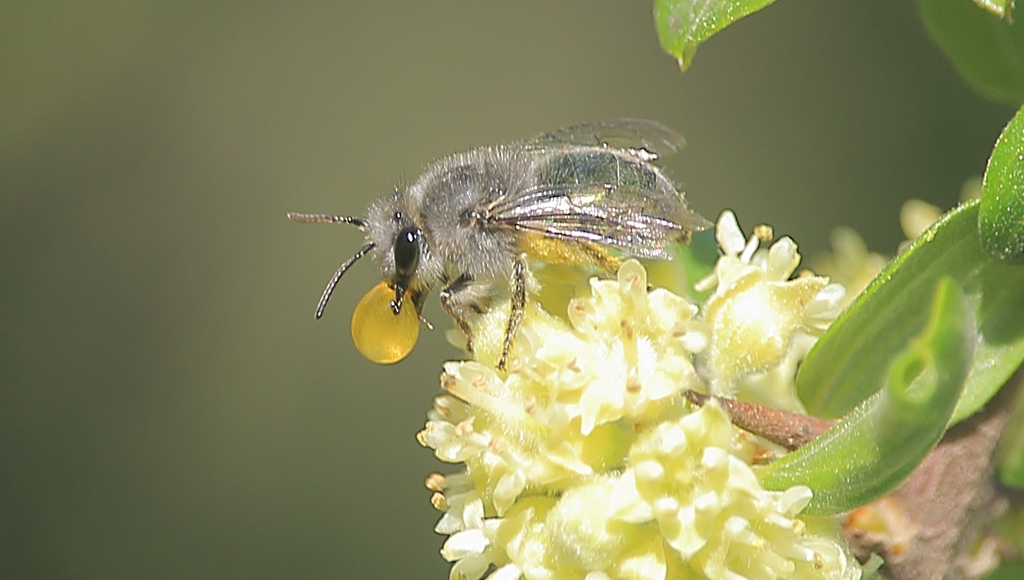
xmin=394 ymin=227 xmax=421 ymax=279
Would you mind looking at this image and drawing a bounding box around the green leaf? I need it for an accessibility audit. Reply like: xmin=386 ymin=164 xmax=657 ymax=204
xmin=798 ymin=200 xmax=1024 ymax=425
xmin=980 ymin=105 xmax=1024 ymax=262
xmin=653 ymin=0 xmax=778 ymax=70
xmin=761 ymin=278 xmax=973 ymax=515
xmin=919 ymin=0 xmax=1024 ymax=104
xmin=982 ymin=560 xmax=1024 ymax=580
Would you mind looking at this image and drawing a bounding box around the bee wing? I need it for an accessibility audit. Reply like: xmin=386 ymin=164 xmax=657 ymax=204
xmin=519 ymin=119 xmax=685 ymax=161
xmin=484 ymin=182 xmax=710 ymax=260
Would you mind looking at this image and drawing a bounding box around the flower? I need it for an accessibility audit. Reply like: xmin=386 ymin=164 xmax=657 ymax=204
xmin=696 ymin=211 xmax=845 ymax=410
xmin=608 ymin=402 xmax=855 ymax=580
xmin=899 ymin=199 xmax=942 ymax=249
xmin=418 ymin=211 xmax=860 ymax=580
xmin=811 ymin=199 xmax=943 ymax=310
xmin=810 ymin=227 xmax=889 ymax=309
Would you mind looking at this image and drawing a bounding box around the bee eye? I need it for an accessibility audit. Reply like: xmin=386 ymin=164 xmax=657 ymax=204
xmin=394 ymin=227 xmax=421 ymax=279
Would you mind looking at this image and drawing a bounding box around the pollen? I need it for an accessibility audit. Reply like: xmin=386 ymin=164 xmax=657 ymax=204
xmin=350 ymin=281 xmax=419 ymax=364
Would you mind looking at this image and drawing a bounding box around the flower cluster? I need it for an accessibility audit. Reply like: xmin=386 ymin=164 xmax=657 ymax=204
xmin=810 ymin=198 xmax=942 ymax=309
xmin=697 ymin=211 xmax=846 ymax=411
xmin=418 ymin=211 xmax=859 ymax=580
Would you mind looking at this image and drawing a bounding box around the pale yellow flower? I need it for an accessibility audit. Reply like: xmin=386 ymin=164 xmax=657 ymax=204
xmin=810 ymin=227 xmax=889 ymax=308
xmin=608 ymin=403 xmax=856 ymax=580
xmin=696 ymin=211 xmax=844 ymax=410
xmin=813 ymin=199 xmax=944 ymax=309
xmin=419 ymin=212 xmax=859 ymax=580
xmin=900 ymin=199 xmax=942 ymax=243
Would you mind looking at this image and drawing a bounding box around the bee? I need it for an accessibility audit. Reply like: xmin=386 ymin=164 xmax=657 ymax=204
xmin=289 ymin=119 xmax=710 ymax=368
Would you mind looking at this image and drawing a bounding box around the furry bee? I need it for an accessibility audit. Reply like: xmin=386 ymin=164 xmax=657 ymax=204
xmin=289 ymin=119 xmax=710 ymax=368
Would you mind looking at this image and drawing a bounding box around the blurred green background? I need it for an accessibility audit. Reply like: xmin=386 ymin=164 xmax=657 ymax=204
xmin=0 ymin=1 xmax=1014 ymax=579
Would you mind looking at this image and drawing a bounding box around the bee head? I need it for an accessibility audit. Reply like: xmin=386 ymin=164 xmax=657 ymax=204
xmin=366 ymin=191 xmax=441 ymax=315
xmin=288 ymin=197 xmax=427 ymax=365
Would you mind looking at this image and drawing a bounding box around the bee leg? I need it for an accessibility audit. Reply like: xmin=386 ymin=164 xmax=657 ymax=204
xmin=410 ymin=289 xmax=434 ymax=330
xmin=498 ymin=256 xmax=528 ymax=371
xmin=439 ymin=274 xmax=490 ymax=354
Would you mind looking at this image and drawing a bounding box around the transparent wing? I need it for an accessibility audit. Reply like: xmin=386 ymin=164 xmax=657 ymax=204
xmin=483 ymin=158 xmax=710 ymax=260
xmin=518 ymin=119 xmax=685 ymax=161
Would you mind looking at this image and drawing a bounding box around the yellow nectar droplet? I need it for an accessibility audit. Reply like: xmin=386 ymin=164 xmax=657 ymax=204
xmin=351 ymin=282 xmax=419 ymax=364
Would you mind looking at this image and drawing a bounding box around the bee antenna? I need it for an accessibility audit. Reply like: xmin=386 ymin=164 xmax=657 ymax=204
xmin=315 ymin=243 xmax=376 ymax=319
xmin=287 ymin=213 xmax=368 ymax=229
